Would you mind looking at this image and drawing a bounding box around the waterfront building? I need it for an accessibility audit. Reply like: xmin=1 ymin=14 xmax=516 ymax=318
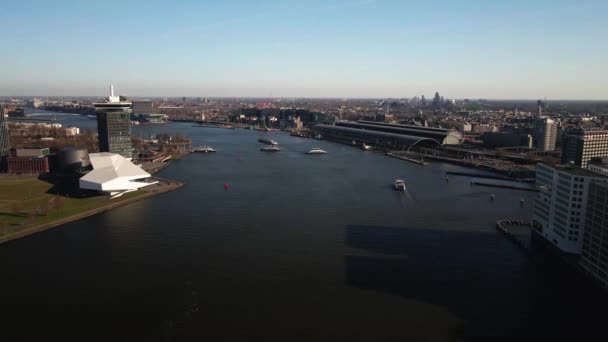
xmin=7 ymin=156 xmax=50 ymax=175
xmin=561 ymin=128 xmax=608 ymax=168
xmin=314 ymin=124 xmax=442 ymax=151
xmin=579 ymin=180 xmax=608 ymax=288
xmin=131 ymin=100 xmax=155 ymax=115
xmin=532 ymin=118 xmax=557 ymax=151
xmin=334 ymin=120 xmax=463 ymax=145
xmin=79 ymin=152 xmax=156 ymax=198
xmin=132 ymin=113 xmax=168 ymax=123
xmin=94 ymin=85 xmax=133 ymax=159
xmin=533 ymin=163 xmax=608 ymax=254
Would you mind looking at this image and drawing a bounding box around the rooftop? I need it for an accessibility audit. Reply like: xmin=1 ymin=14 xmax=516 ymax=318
xmin=543 ymin=163 xmax=608 ymax=178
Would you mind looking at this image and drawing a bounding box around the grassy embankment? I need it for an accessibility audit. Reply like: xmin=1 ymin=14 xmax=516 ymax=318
xmin=0 ymin=176 xmax=142 ymax=238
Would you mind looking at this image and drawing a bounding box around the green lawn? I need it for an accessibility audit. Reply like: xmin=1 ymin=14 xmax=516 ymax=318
xmin=0 ymin=176 xmax=143 ymax=236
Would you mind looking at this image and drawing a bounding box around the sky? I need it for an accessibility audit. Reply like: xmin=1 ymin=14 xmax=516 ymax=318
xmin=0 ymin=0 xmax=607 ymax=99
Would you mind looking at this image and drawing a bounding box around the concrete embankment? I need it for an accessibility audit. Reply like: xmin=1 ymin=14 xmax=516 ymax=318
xmin=0 ymin=178 xmax=184 ymax=245
xmin=386 ymin=153 xmax=427 ymax=165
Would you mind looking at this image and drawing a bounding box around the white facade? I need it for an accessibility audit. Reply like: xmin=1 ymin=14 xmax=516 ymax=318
xmin=533 ymin=118 xmax=557 ymax=151
xmin=79 ymin=152 xmax=156 ymax=198
xmin=533 ymin=163 xmax=608 ymax=254
xmin=588 ymin=163 xmax=608 ymax=176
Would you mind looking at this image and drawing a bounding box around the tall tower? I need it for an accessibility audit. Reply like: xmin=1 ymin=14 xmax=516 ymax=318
xmin=0 ymin=104 xmax=9 ymax=158
xmin=533 ymin=117 xmax=556 ymax=151
xmin=537 ymin=99 xmax=543 ymax=118
xmin=93 ymin=85 xmax=133 ymax=159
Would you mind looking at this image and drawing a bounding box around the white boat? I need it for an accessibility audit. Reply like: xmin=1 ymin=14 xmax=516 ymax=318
xmin=194 ymin=146 xmax=216 ymax=153
xmin=394 ymin=179 xmax=406 ymax=191
xmin=361 ymin=143 xmax=372 ymax=151
xmin=261 ymin=146 xmax=281 ymax=152
xmin=306 ymin=148 xmax=327 ymax=154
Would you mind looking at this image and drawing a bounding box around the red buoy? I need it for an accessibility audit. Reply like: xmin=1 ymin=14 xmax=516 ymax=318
xmin=224 ymin=183 xmax=229 ymax=191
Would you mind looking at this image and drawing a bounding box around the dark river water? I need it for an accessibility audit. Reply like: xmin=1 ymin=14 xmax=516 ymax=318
xmin=1 ymin=115 xmax=606 ymax=341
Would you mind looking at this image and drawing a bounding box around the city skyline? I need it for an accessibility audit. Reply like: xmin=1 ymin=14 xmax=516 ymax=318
xmin=1 ymin=0 xmax=607 ymax=99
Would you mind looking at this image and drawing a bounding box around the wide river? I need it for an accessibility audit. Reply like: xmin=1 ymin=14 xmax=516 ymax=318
xmin=1 ymin=113 xmax=606 ymax=341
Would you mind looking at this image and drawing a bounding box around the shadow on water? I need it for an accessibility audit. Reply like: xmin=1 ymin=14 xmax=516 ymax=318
xmin=344 ymin=224 xmax=608 ymax=342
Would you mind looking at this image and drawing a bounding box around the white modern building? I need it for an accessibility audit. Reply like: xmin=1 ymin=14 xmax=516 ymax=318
xmin=533 ymin=118 xmax=557 ymax=151
xmin=79 ymin=152 xmax=156 ymax=198
xmin=533 ymin=163 xmax=608 ymax=254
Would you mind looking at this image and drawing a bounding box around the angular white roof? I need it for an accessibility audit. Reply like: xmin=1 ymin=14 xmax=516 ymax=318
xmin=80 ymin=152 xmax=153 ymax=193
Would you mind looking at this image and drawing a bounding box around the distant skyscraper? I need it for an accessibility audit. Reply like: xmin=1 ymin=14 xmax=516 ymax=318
xmin=533 ymin=118 xmax=557 ymax=151
xmin=533 ymin=163 xmax=608 ymax=254
xmin=93 ymin=85 xmax=133 ymax=159
xmin=537 ymin=99 xmax=543 ymax=117
xmin=561 ymin=128 xmax=608 ymax=168
xmin=0 ymin=104 xmax=9 ymax=159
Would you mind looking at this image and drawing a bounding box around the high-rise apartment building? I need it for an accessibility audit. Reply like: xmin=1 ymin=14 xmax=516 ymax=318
xmin=533 ymin=118 xmax=557 ymax=151
xmin=533 ymin=163 xmax=608 ymax=254
xmin=93 ymin=85 xmax=133 ymax=159
xmin=561 ymin=128 xmax=608 ymax=168
xmin=579 ymin=180 xmax=608 ymax=288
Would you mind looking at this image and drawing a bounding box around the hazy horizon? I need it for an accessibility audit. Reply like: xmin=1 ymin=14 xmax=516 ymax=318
xmin=1 ymin=0 xmax=607 ymax=99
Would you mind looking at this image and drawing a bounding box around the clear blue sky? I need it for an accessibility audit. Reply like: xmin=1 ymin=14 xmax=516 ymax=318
xmin=1 ymin=0 xmax=606 ymax=99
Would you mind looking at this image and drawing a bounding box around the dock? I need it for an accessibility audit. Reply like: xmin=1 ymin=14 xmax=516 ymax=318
xmin=386 ymin=152 xmax=427 ymax=165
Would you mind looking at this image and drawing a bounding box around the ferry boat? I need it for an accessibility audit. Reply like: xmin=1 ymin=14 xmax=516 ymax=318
xmin=258 ymin=138 xmax=278 ymax=145
xmin=394 ymin=179 xmax=406 ymax=191
xmin=194 ymin=146 xmax=216 ymax=153
xmin=306 ymin=148 xmax=327 ymax=154
xmin=261 ymin=146 xmax=281 ymax=152
xmin=361 ymin=143 xmax=372 ymax=151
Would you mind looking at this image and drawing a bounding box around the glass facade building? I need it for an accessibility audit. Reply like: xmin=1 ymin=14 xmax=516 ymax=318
xmin=580 ymin=181 xmax=608 ymax=288
xmin=95 ymin=104 xmax=133 ymax=159
xmin=562 ymin=128 xmax=608 ymax=168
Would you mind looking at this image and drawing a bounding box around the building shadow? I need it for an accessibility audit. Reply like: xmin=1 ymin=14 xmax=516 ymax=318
xmin=344 ymin=224 xmax=607 ymax=341
xmin=38 ymin=173 xmax=99 ymax=198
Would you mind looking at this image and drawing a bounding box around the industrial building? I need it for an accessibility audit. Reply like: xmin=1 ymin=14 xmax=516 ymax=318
xmin=132 ymin=113 xmax=168 ymax=123
xmin=482 ymin=132 xmax=533 ymax=148
xmin=331 ymin=120 xmax=463 ymax=145
xmin=79 ymin=152 xmax=156 ymax=198
xmin=94 ymin=85 xmax=133 ymax=159
xmin=6 ymin=148 xmax=51 ymax=175
xmin=131 ymin=100 xmax=155 ymax=115
xmin=533 ymin=163 xmax=608 ymax=254
xmin=562 ymin=128 xmax=608 ymax=168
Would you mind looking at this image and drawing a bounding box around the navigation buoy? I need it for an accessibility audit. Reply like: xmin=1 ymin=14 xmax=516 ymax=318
xmin=490 ymin=194 xmax=495 ymax=201
xmin=224 ymin=183 xmax=230 ymax=191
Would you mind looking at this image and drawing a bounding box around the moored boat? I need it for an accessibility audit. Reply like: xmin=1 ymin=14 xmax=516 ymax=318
xmin=306 ymin=148 xmax=327 ymax=154
xmin=261 ymin=146 xmax=281 ymax=152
